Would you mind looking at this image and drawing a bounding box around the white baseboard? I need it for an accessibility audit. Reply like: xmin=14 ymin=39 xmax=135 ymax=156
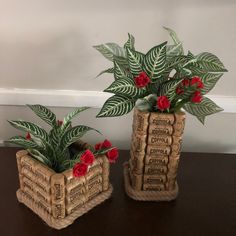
xmin=0 ymin=88 xmax=235 ymax=113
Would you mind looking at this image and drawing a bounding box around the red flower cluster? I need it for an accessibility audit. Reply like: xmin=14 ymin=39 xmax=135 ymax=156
xmin=191 ymin=91 xmax=202 ymax=103
xmin=95 ymin=139 xmax=119 ymax=163
xmin=157 ymin=96 xmax=170 ymax=111
xmin=73 ymin=139 xmax=118 ymax=178
xmin=134 ymin=71 xmax=150 ymax=88
xmin=176 ymin=76 xmax=204 ymax=103
xmin=73 ymin=149 xmax=95 ymax=178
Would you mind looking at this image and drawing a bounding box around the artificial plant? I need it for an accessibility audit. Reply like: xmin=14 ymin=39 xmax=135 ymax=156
xmin=94 ymin=27 xmax=227 ymax=124
xmin=8 ymin=105 xmax=116 ymax=173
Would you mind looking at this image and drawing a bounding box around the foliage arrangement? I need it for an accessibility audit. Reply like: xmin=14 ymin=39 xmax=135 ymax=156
xmin=8 ymin=105 xmax=118 ymax=174
xmin=94 ymin=27 xmax=227 ymax=124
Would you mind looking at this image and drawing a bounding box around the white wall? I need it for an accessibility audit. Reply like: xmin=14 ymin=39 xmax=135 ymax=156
xmin=0 ymin=0 xmax=236 ymax=153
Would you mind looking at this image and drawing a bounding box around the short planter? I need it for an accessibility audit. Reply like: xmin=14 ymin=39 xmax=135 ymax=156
xmin=15 ymin=142 xmax=112 ymax=229
xmin=124 ymin=108 xmax=185 ymax=201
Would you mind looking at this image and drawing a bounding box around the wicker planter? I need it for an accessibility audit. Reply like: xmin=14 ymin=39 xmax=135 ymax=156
xmin=124 ymin=108 xmax=185 ymax=201
xmin=15 ymin=142 xmax=112 ymax=229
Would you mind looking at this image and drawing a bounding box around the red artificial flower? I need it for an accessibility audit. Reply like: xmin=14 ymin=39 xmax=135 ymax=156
xmin=26 ymin=132 xmax=31 ymax=140
xmin=57 ymin=120 xmax=63 ymax=126
xmin=176 ymin=86 xmax=184 ymax=95
xmin=182 ymin=79 xmax=190 ymax=87
xmin=191 ymin=91 xmax=203 ymax=103
xmin=101 ymin=139 xmax=112 ymax=149
xmin=157 ymin=96 xmax=171 ymax=111
xmin=73 ymin=163 xmax=88 ymax=178
xmin=134 ymin=71 xmax=151 ymax=88
xmin=190 ymin=76 xmax=204 ymax=89
xmin=106 ymin=148 xmax=119 ymax=163
xmin=80 ymin=149 xmax=95 ymax=165
xmin=95 ymin=142 xmax=102 ymax=151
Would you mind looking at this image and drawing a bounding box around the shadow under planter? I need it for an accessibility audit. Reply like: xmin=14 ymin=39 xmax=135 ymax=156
xmin=15 ymin=142 xmax=112 ymax=229
xmin=124 ymin=108 xmax=185 ymax=201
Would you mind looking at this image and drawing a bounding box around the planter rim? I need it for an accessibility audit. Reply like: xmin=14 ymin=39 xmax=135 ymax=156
xmin=134 ymin=107 xmax=185 ymax=115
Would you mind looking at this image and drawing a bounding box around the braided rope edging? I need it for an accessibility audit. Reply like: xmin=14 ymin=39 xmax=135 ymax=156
xmin=16 ymin=185 xmax=113 ymax=230
xmin=123 ymin=162 xmax=178 ymax=201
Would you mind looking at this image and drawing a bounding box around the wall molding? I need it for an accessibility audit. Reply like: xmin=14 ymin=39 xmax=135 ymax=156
xmin=0 ymin=88 xmax=235 ymax=113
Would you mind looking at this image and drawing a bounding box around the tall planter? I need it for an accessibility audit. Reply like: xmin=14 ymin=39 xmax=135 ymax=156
xmin=124 ymin=108 xmax=185 ymax=201
xmin=15 ymin=142 xmax=112 ymax=229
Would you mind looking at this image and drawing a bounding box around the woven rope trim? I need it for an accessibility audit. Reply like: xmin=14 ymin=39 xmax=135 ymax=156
xmin=123 ymin=162 xmax=178 ymax=201
xmin=16 ymin=185 xmax=113 ymax=230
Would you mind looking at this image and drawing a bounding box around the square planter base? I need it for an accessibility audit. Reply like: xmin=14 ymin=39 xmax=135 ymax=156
xmin=123 ymin=162 xmax=178 ymax=201
xmin=16 ymin=185 xmax=113 ymax=230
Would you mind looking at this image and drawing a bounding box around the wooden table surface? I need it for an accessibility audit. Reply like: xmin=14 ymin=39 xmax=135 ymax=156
xmin=0 ymin=147 xmax=236 ymax=236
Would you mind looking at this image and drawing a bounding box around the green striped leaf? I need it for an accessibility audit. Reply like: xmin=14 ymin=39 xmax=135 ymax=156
xmin=49 ymin=128 xmax=61 ymax=149
xmin=166 ymin=56 xmax=188 ymax=70
xmin=96 ymin=67 xmax=114 ymax=78
xmin=113 ymin=55 xmax=129 ymax=67
xmin=93 ymin=43 xmax=126 ymax=62
xmin=166 ymin=43 xmax=183 ymax=60
xmin=104 ymin=76 xmax=147 ymax=98
xmin=201 ymin=73 xmax=223 ymax=95
xmin=8 ymin=136 xmax=44 ymax=150
xmin=195 ymin=52 xmax=227 ymax=72
xmin=126 ymin=48 xmax=144 ymax=76
xmin=124 ymin=33 xmax=135 ymax=50
xmin=63 ymin=107 xmax=89 ymax=126
xmin=27 ymin=104 xmax=57 ymax=127
xmin=8 ymin=120 xmax=51 ymax=147
xmin=61 ymin=125 xmax=99 ymax=152
xmin=27 ymin=149 xmax=52 ymax=166
xmin=164 ymin=26 xmax=184 ymax=54
xmin=114 ymin=61 xmax=131 ymax=80
xmin=183 ymin=97 xmax=223 ymax=124
xmin=159 ymin=79 xmax=182 ymax=100
xmin=97 ymin=95 xmax=136 ymax=117
xmin=143 ymin=42 xmax=167 ymax=81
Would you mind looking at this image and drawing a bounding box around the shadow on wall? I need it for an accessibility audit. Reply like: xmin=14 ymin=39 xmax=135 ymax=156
xmin=0 ymin=29 xmax=90 ymax=89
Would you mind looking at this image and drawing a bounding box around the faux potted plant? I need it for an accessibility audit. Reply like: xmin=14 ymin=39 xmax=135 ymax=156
xmin=8 ymin=104 xmax=118 ymax=229
xmin=94 ymin=27 xmax=227 ymax=201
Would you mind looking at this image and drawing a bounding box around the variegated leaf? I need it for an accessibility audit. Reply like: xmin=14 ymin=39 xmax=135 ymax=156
xmin=166 ymin=43 xmax=183 ymax=60
xmin=124 ymin=33 xmax=135 ymax=50
xmin=195 ymin=52 xmax=227 ymax=72
xmin=27 ymin=104 xmax=57 ymax=127
xmin=183 ymin=97 xmax=223 ymax=124
xmin=200 ymin=73 xmax=223 ymax=95
xmin=8 ymin=136 xmax=43 ymax=150
xmin=104 ymin=76 xmax=147 ymax=98
xmin=114 ymin=61 xmax=131 ymax=80
xmin=96 ymin=67 xmax=114 ymax=78
xmin=8 ymin=120 xmax=51 ymax=147
xmin=93 ymin=43 xmax=126 ymax=61
xmin=113 ymin=55 xmax=129 ymax=67
xmin=49 ymin=128 xmax=61 ymax=149
xmin=96 ymin=95 xmax=136 ymax=117
xmin=61 ymin=125 xmax=99 ymax=152
xmin=143 ymin=42 xmax=167 ymax=81
xmin=164 ymin=26 xmax=184 ymax=54
xmin=126 ymin=48 xmax=144 ymax=76
xmin=27 ymin=149 xmax=52 ymax=166
xmin=63 ymin=107 xmax=89 ymax=126
xmin=159 ymin=79 xmax=182 ymax=100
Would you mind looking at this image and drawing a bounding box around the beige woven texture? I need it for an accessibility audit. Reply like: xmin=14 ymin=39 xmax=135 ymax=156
xmin=125 ymin=108 xmax=185 ymax=201
xmin=15 ymin=141 xmax=112 ymax=229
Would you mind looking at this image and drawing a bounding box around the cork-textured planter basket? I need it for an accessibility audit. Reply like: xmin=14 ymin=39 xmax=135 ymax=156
xmin=15 ymin=142 xmax=112 ymax=229
xmin=124 ymin=108 xmax=185 ymax=201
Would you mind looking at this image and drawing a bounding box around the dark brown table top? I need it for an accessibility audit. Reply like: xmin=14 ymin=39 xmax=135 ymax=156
xmin=0 ymin=147 xmax=236 ymax=236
